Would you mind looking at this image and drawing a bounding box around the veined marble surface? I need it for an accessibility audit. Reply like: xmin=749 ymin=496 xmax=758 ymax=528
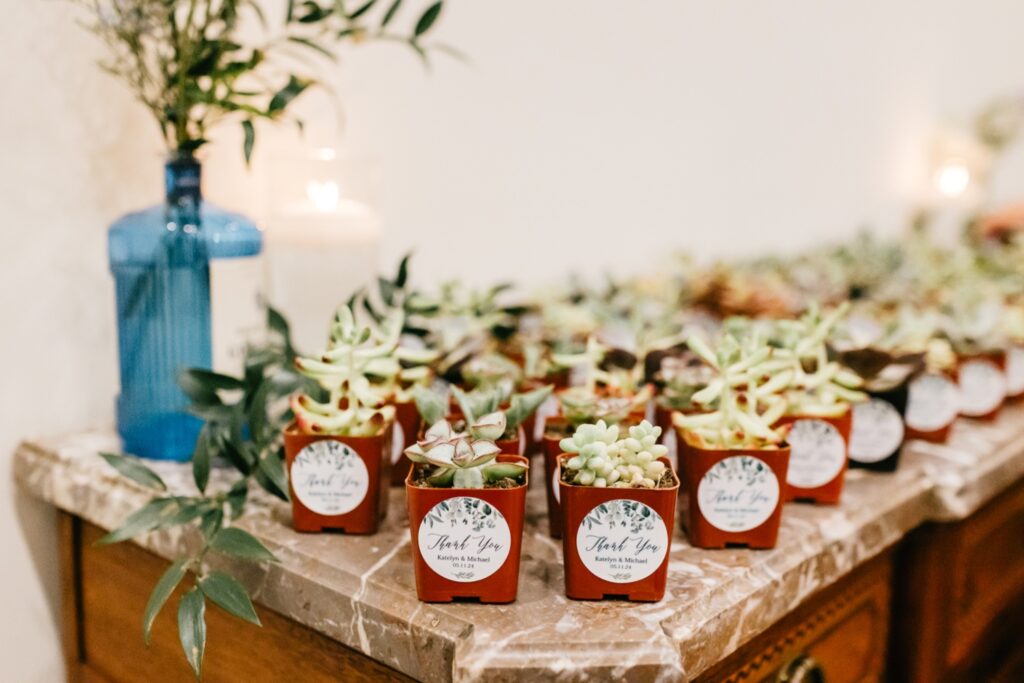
xmin=13 ymin=403 xmax=1024 ymax=682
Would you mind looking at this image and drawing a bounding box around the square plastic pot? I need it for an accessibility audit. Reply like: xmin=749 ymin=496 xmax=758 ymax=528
xmin=405 ymin=454 xmax=528 ymax=603
xmin=283 ymin=421 xmax=392 ymax=534
xmin=777 ymin=408 xmax=851 ymax=505
xmin=559 ymin=456 xmax=678 ymax=601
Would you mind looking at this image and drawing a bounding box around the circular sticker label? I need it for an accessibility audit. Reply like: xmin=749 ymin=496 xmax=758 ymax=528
xmin=849 ymin=399 xmax=904 ymax=463
xmin=417 ymin=497 xmax=511 ymax=582
xmin=1008 ymin=347 xmax=1024 ymax=396
xmin=552 ymin=464 xmax=562 ymax=504
xmin=391 ymin=420 xmax=406 ymax=464
xmin=786 ymin=419 xmax=846 ymax=489
xmin=291 ymin=440 xmax=369 ymax=515
xmin=906 ymin=373 xmax=959 ymax=432
xmin=697 ymin=456 xmax=779 ymax=532
xmin=958 ymin=359 xmax=1006 ymax=417
xmin=576 ymin=499 xmax=669 ymax=583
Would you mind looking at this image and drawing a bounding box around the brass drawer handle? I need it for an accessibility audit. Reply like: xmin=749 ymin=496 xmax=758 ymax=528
xmin=776 ymin=654 xmax=825 ymax=683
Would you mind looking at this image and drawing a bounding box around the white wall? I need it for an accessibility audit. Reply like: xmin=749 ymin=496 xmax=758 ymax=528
xmin=2 ymin=1 xmax=1023 ymax=680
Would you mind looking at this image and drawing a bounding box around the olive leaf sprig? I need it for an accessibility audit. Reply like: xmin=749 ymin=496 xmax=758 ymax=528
xmin=97 ymin=308 xmax=313 ymax=679
xmin=73 ymin=0 xmax=449 ymax=162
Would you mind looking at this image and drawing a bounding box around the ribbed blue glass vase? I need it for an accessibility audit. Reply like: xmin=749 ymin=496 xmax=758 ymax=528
xmin=109 ymin=154 xmax=262 ymax=461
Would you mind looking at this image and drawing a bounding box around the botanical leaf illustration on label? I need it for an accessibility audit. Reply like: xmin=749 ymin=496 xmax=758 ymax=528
xmin=576 ymin=499 xmax=668 ymax=583
xmin=697 ymin=456 xmax=779 ymax=532
xmin=417 ymin=497 xmax=511 ymax=582
xmin=291 ymin=440 xmax=369 ymax=515
xmin=958 ymin=359 xmax=1006 ymax=417
xmin=906 ymin=373 xmax=959 ymax=432
xmin=849 ymin=398 xmax=904 ymax=463
xmin=786 ymin=418 xmax=846 ymax=489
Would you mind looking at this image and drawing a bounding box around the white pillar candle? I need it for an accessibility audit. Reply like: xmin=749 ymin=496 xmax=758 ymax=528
xmin=264 ymin=190 xmax=381 ymax=353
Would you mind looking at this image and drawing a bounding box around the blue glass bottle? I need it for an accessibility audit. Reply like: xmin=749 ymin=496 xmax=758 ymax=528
xmin=109 ymin=153 xmax=262 ymax=461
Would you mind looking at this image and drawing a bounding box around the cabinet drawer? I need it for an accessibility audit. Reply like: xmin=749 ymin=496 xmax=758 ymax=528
xmin=698 ymin=552 xmax=892 ymax=683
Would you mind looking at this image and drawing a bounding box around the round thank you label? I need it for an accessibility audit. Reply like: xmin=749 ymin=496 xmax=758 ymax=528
xmin=576 ymin=499 xmax=669 ymax=583
xmin=417 ymin=497 xmax=511 ymax=582
xmin=958 ymin=359 xmax=1006 ymax=416
xmin=849 ymin=398 xmax=904 ymax=463
xmin=906 ymin=373 xmax=959 ymax=432
xmin=786 ymin=419 xmax=846 ymax=489
xmin=391 ymin=420 xmax=406 ymax=464
xmin=1008 ymin=347 xmax=1024 ymax=396
xmin=697 ymin=456 xmax=780 ymax=532
xmin=291 ymin=440 xmax=369 ymax=516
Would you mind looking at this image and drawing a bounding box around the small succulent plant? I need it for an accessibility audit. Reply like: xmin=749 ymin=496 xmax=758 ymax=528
xmin=560 ymin=420 xmax=670 ymax=488
xmin=672 ymin=333 xmax=790 ymax=449
xmin=404 ymin=419 xmax=528 ymax=488
xmin=412 ymin=383 xmax=553 ymax=442
xmin=290 ymin=305 xmax=400 ymax=436
xmin=771 ymin=303 xmax=867 ymax=417
xmin=654 ymin=354 xmax=717 ymax=411
xmin=551 ymin=335 xmax=652 ymax=426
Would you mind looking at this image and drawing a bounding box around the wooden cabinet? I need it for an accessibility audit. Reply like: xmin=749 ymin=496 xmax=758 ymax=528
xmin=697 ymin=552 xmax=892 ymax=683
xmin=59 ymin=514 xmax=411 ymax=683
xmin=891 ymin=481 xmax=1024 ymax=683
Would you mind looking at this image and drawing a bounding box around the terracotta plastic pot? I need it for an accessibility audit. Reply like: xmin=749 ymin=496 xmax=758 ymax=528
xmin=389 ymin=400 xmax=422 ymax=486
xmin=541 ymin=418 xmax=570 ymax=538
xmin=777 ymin=409 xmax=851 ymax=505
xmin=957 ymin=351 xmax=1007 ymax=421
xmin=1007 ymin=346 xmax=1024 ymax=400
xmin=283 ymin=422 xmax=392 ymax=534
xmin=559 ymin=456 xmax=678 ymax=601
xmin=677 ymin=435 xmax=791 ymax=549
xmin=905 ymin=370 xmax=960 ymax=444
xmin=848 ymin=382 xmax=910 ymax=473
xmin=405 ymin=454 xmax=528 ymax=603
xmin=495 ymin=426 xmax=526 ymax=456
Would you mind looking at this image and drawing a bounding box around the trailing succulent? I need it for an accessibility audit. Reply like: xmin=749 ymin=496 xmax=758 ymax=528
xmin=673 ymin=332 xmax=791 ymax=449
xmin=560 ymin=420 xmax=670 ymax=488
xmin=403 ymin=418 xmax=528 ymax=488
xmin=290 ymin=304 xmax=439 ymax=436
xmin=770 ymin=303 xmax=867 ymax=417
xmin=551 ymin=335 xmax=652 ymax=427
xmin=412 ymin=382 xmax=553 ymax=443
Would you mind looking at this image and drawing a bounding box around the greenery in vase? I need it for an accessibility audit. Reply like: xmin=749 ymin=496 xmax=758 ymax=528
xmin=98 ymin=308 xmax=314 ymax=678
xmin=72 ymin=0 xmax=448 ymax=160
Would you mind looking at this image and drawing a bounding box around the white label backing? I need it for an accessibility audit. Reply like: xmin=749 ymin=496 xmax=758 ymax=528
xmin=958 ymin=359 xmax=1006 ymax=417
xmin=291 ymin=440 xmax=369 ymax=516
xmin=786 ymin=418 xmax=846 ymax=489
xmin=906 ymin=373 xmax=959 ymax=432
xmin=849 ymin=398 xmax=904 ymax=463
xmin=576 ymin=499 xmax=669 ymax=583
xmin=697 ymin=455 xmax=780 ymax=532
xmin=417 ymin=497 xmax=511 ymax=582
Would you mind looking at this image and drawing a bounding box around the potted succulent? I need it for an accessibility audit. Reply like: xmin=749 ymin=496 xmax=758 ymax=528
xmin=403 ymin=418 xmax=529 ymax=603
xmin=558 ymin=420 xmax=678 ymax=601
xmin=284 ymin=306 xmax=398 ymax=533
xmin=943 ymin=292 xmax=1009 ymax=421
xmin=771 ymin=304 xmax=866 ymax=504
xmin=541 ymin=337 xmax=652 ymax=537
xmin=415 ymin=384 xmax=554 ymax=456
xmin=906 ymin=336 xmax=961 ymax=444
xmin=673 ymin=333 xmax=792 ymax=549
xmin=833 ymin=309 xmax=924 ymax=473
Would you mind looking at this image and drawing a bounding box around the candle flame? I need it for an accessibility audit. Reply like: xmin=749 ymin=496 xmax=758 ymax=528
xmin=307 ymin=179 xmax=340 ymax=212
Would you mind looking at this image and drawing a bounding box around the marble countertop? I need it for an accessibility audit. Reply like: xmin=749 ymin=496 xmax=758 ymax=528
xmin=13 ymin=404 xmax=1024 ymax=682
